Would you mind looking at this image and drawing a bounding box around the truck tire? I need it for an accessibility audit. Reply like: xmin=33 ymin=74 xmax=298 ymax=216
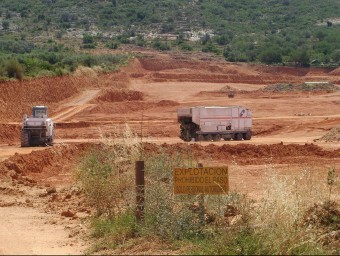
xmin=233 ymin=133 xmax=243 ymax=141
xmin=46 ymin=134 xmax=54 ymax=146
xmin=205 ymin=134 xmax=213 ymax=141
xmin=213 ymin=134 xmax=221 ymax=141
xmin=243 ymin=131 xmax=252 ymax=140
xmin=21 ymin=131 xmax=29 ymax=147
xmin=197 ymin=134 xmax=204 ymax=141
xmin=180 ymin=129 xmax=192 ymax=142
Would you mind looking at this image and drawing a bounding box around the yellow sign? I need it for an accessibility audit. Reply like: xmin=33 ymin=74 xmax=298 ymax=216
xmin=173 ymin=167 xmax=228 ymax=195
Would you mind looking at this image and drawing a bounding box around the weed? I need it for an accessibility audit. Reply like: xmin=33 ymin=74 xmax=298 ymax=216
xmin=75 ymin=125 xmax=141 ymax=217
xmin=76 ymin=127 xmax=337 ymax=254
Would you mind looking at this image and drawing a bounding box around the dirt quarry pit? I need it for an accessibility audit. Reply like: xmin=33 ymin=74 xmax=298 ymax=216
xmin=0 ymin=52 xmax=339 ymax=254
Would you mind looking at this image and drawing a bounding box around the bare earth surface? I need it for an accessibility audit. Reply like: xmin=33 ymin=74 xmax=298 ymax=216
xmin=0 ymin=51 xmax=339 ymax=254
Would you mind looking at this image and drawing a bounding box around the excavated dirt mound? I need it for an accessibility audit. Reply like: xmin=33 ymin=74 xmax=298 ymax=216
xmin=0 ymin=144 xmax=90 ymax=183
xmin=315 ymin=127 xmax=340 ymax=142
xmin=143 ymin=142 xmax=340 ymax=165
xmin=139 ymin=58 xmax=229 ymax=73
xmin=0 ymin=73 xmax=128 ymax=122
xmin=0 ymin=124 xmax=20 ymax=144
xmin=93 ymin=89 xmax=144 ymax=103
xmin=2 ymin=143 xmax=338 ymax=182
xmin=261 ymin=83 xmax=338 ymax=92
xmin=156 ymin=100 xmax=179 ymax=107
xmin=198 ymin=82 xmax=338 ymax=98
xmin=83 ymin=99 xmax=178 ymax=117
xmin=0 ymin=76 xmax=79 ymax=121
xmin=137 ymin=58 xmax=339 ymax=85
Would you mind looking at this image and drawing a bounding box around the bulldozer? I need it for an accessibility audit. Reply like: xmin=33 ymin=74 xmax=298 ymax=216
xmin=21 ymin=106 xmax=54 ymax=147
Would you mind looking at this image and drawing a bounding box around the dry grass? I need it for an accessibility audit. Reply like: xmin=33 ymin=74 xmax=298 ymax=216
xmin=75 ymin=125 xmax=141 ymax=216
xmin=76 ymin=126 xmax=339 ymax=254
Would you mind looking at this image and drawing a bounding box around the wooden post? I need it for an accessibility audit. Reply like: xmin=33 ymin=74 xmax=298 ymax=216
xmin=197 ymin=163 xmax=205 ymax=225
xmin=135 ymin=160 xmax=145 ymax=222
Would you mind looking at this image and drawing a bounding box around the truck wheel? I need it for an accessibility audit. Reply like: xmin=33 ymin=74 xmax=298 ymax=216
xmin=47 ymin=136 xmax=54 ymax=146
xmin=21 ymin=131 xmax=29 ymax=147
xmin=213 ymin=134 xmax=221 ymax=141
xmin=243 ymin=131 xmax=252 ymax=140
xmin=197 ymin=134 xmax=204 ymax=141
xmin=234 ymin=133 xmax=243 ymax=141
xmin=205 ymin=134 xmax=213 ymax=141
xmin=181 ymin=129 xmax=192 ymax=142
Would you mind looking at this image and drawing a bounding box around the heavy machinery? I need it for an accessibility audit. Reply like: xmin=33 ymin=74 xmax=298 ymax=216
xmin=177 ymin=106 xmax=252 ymax=142
xmin=21 ymin=106 xmax=54 ymax=147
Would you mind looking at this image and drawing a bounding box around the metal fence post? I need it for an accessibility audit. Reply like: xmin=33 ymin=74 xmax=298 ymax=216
xmin=197 ymin=163 xmax=205 ymax=225
xmin=135 ymin=160 xmax=145 ymax=222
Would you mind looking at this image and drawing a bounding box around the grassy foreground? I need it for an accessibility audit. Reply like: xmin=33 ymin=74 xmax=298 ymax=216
xmin=75 ymin=127 xmax=339 ymax=255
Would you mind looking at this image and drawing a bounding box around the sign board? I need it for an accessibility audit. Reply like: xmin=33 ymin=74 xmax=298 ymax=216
xmin=173 ymin=167 xmax=228 ymax=195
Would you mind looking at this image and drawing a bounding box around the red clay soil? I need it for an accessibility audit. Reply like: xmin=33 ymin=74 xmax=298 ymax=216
xmin=0 ymin=72 xmax=129 ymax=122
xmin=0 ymin=144 xmax=90 ymax=184
xmin=143 ymin=142 xmax=340 ymax=165
xmin=0 ymin=124 xmax=20 ymax=144
xmin=0 ymin=76 xmax=79 ymax=122
xmin=1 ymin=142 xmax=338 ymax=183
xmin=93 ymin=89 xmax=144 ymax=103
xmin=137 ymin=58 xmax=339 ymax=85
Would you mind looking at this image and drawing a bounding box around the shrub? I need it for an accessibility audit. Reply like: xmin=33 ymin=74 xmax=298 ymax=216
xmin=152 ymin=38 xmax=170 ymax=51
xmin=2 ymin=20 xmax=9 ymax=30
xmin=202 ymin=42 xmax=221 ymax=54
xmin=83 ymin=34 xmax=95 ymax=44
xmin=106 ymin=41 xmax=119 ymax=49
xmin=75 ymin=125 xmax=141 ymax=216
xmin=180 ymin=43 xmax=193 ymax=51
xmin=5 ymin=59 xmax=24 ymax=80
xmin=259 ymin=47 xmax=282 ymax=64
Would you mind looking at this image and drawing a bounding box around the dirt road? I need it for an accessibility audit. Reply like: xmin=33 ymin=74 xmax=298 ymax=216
xmin=0 ymin=206 xmax=85 ymax=255
xmin=52 ymin=89 xmax=100 ymax=122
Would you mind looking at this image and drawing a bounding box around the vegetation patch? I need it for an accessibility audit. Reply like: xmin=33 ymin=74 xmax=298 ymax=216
xmin=0 ymin=43 xmax=132 ymax=81
xmin=262 ymin=82 xmax=339 ymax=92
xmin=75 ymin=128 xmax=339 ymax=255
xmin=0 ymin=0 xmax=339 ymax=69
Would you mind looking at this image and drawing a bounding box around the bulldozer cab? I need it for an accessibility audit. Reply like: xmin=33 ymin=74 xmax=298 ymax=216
xmin=32 ymin=106 xmax=48 ymax=118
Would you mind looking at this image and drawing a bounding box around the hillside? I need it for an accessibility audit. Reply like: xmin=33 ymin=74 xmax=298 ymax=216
xmin=0 ymin=0 xmax=339 ymax=80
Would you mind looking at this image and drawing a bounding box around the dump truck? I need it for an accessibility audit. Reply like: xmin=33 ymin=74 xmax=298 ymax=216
xmin=21 ymin=106 xmax=54 ymax=147
xmin=177 ymin=106 xmax=252 ymax=142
